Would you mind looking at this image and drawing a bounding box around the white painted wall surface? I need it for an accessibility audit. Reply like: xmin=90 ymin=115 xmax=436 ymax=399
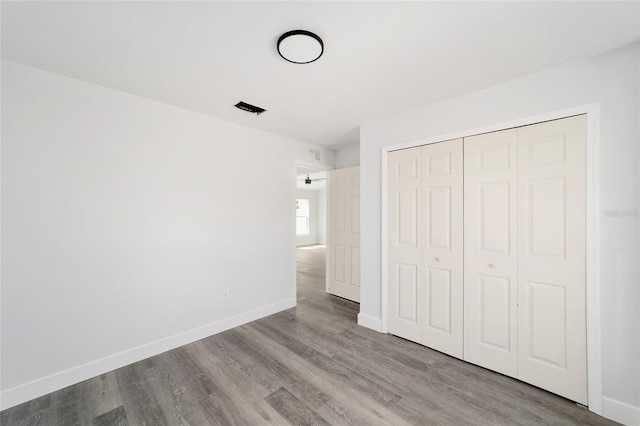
xmin=0 ymin=60 xmax=334 ymax=407
xmin=317 ymin=187 xmax=327 ymax=245
xmin=296 ymin=189 xmax=318 ymax=246
xmin=360 ymin=44 xmax=639 ymax=417
xmin=335 ymin=144 xmax=360 ymax=168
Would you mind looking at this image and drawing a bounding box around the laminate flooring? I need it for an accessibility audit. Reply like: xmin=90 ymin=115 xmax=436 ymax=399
xmin=1 ymin=245 xmax=615 ymax=425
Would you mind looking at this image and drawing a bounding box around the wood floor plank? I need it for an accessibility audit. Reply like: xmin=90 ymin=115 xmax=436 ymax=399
xmin=268 ymin=309 xmax=483 ymax=425
xmin=77 ymin=372 xmax=123 ymax=424
xmin=146 ymin=350 xmax=215 ymax=426
xmin=236 ymin=325 xmax=412 ymax=425
xmin=265 ymin=387 xmax=330 ymax=426
xmin=183 ymin=341 xmax=291 ymax=425
xmin=221 ymin=329 xmax=331 ymax=410
xmin=248 ymin=320 xmax=402 ymax=407
xmin=180 ymin=342 xmax=261 ymax=425
xmin=1 ymin=246 xmax=617 ymax=425
xmin=113 ymin=361 xmax=170 ymax=425
xmin=200 ymin=332 xmax=282 ymax=398
xmin=314 ymin=399 xmax=366 ymax=426
xmin=50 ymin=386 xmax=81 ymax=426
xmin=0 ymin=394 xmax=52 ymax=426
xmin=91 ymin=405 xmax=128 ymax=426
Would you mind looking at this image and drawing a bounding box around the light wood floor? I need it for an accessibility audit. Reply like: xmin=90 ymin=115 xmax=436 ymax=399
xmin=2 ymin=246 xmax=614 ymax=425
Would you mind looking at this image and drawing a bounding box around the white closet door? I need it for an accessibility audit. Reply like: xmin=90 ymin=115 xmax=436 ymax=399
xmin=387 ymin=147 xmax=422 ymax=342
xmin=464 ymin=129 xmax=519 ymax=377
xmin=327 ymin=166 xmax=360 ymax=302
xmin=421 ymin=139 xmax=464 ymax=358
xmin=516 ymin=115 xmax=587 ymax=404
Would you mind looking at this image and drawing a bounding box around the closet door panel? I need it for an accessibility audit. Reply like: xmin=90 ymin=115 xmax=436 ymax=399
xmin=388 ymin=147 xmax=422 ymax=342
xmin=421 ymin=139 xmax=464 ymax=358
xmin=464 ymin=129 xmax=518 ymax=377
xmin=425 ymin=267 xmax=452 ymax=333
xmin=517 ymin=115 xmax=587 ymax=404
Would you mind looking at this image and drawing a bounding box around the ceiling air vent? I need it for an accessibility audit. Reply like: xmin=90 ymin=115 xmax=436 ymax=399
xmin=234 ymin=101 xmax=266 ymax=115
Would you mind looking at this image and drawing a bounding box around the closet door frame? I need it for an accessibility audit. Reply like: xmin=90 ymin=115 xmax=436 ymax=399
xmin=380 ymin=103 xmax=603 ymax=415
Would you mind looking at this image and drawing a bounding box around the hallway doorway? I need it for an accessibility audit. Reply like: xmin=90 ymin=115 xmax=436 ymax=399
xmin=296 ymin=245 xmax=327 ymax=302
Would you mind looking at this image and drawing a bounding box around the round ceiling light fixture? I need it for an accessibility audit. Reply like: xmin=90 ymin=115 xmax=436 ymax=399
xmin=277 ymin=30 xmax=324 ymax=64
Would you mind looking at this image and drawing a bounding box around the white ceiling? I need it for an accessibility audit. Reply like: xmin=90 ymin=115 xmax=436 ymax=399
xmin=2 ymin=2 xmax=639 ymax=148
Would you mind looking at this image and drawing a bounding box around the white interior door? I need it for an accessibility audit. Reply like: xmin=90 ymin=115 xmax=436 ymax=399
xmin=516 ymin=115 xmax=587 ymax=404
xmin=463 ymin=129 xmax=519 ymax=377
xmin=420 ymin=139 xmax=464 ymax=358
xmin=387 ymin=147 xmax=422 ymax=342
xmin=327 ymin=166 xmax=360 ymax=302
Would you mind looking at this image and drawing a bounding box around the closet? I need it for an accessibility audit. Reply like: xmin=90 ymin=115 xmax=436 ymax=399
xmin=387 ymin=115 xmax=587 ymax=404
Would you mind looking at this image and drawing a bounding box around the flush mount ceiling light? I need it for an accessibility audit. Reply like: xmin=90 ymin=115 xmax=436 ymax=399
xmin=277 ymin=30 xmax=324 ymax=64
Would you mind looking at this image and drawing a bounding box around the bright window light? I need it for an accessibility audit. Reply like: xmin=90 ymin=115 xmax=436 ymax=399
xmin=296 ymin=199 xmax=310 ymax=235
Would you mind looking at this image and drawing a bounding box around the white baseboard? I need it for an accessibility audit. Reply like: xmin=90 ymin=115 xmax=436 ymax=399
xmin=0 ymin=298 xmax=296 ymax=411
xmin=603 ymin=396 xmax=640 ymax=426
xmin=357 ymin=313 xmax=383 ymax=332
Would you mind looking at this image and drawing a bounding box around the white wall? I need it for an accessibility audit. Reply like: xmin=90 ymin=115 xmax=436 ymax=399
xmin=317 ymin=187 xmax=327 ymax=245
xmin=360 ymin=43 xmax=639 ymax=419
xmin=335 ymin=143 xmax=360 ymax=168
xmin=296 ymin=189 xmax=318 ymax=246
xmin=0 ymin=60 xmax=334 ymax=408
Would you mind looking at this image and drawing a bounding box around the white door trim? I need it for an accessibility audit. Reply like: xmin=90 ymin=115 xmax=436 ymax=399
xmin=379 ymin=103 xmax=602 ymax=415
